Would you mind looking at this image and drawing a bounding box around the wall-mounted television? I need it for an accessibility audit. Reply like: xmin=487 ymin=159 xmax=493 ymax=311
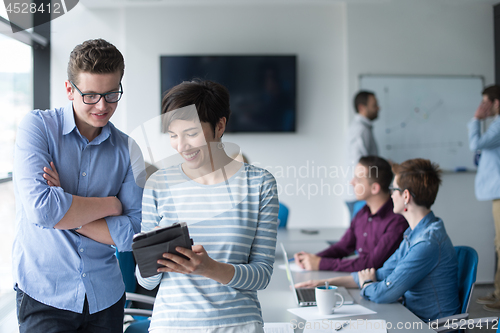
xmin=160 ymin=55 xmax=297 ymax=133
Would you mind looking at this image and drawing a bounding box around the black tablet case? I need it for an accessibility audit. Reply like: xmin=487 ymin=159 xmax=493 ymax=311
xmin=132 ymin=222 xmax=193 ymax=278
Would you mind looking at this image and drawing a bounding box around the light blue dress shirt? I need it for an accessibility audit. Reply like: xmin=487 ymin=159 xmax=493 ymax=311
xmin=468 ymin=117 xmax=500 ymax=201
xmin=12 ymin=102 xmax=145 ymax=314
xmin=352 ymin=212 xmax=460 ymax=322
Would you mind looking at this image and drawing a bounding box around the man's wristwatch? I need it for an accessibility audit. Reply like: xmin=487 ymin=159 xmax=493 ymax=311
xmin=361 ymin=279 xmax=373 ymax=288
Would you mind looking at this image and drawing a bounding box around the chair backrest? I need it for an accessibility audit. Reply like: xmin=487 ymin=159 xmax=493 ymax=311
xmin=125 ymin=319 xmax=151 ymax=333
xmin=116 ymin=250 xmax=137 ymax=293
xmin=454 ymin=246 xmax=478 ymax=314
xmin=119 ymin=163 xmax=159 ymax=293
xmin=278 ymin=202 xmax=289 ymax=228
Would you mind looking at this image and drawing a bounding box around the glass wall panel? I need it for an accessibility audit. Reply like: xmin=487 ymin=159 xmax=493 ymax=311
xmin=0 ymin=33 xmax=32 ymax=296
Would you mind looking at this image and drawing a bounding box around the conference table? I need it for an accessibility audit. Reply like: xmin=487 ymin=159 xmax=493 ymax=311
xmin=258 ymin=228 xmax=437 ymax=333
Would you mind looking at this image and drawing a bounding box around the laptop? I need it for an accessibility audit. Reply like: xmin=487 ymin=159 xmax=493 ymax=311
xmin=280 ymin=242 xmax=354 ymax=307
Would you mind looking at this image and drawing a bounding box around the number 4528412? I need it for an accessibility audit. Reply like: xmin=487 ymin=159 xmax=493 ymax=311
xmin=443 ymin=318 xmax=498 ymax=330
xmin=6 ymin=2 xmax=63 ymax=14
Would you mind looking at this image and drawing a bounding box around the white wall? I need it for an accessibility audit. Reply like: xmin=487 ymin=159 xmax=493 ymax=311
xmin=123 ymin=4 xmax=349 ymax=229
xmin=51 ymin=0 xmax=496 ymax=282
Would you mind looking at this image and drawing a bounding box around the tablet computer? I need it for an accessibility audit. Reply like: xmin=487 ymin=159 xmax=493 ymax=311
xmin=132 ymin=222 xmax=193 ymax=278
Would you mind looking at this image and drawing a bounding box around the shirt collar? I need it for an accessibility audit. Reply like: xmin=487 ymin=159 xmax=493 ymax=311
xmin=362 ymin=197 xmax=394 ymax=219
xmin=355 ymin=114 xmax=373 ymax=128
xmin=62 ymin=102 xmax=77 ymax=135
xmin=370 ymin=198 xmax=395 ymax=218
xmin=92 ymin=123 xmax=113 ymax=146
xmin=62 ymin=102 xmax=114 ymax=146
xmin=404 ymin=211 xmax=437 ymax=239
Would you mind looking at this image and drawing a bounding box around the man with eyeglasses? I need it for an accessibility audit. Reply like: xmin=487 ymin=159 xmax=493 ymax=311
xmin=12 ymin=39 xmax=145 ymax=333
xmin=294 ymin=156 xmax=407 ymax=272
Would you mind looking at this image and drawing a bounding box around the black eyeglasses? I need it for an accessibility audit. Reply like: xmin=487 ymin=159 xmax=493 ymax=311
xmin=70 ymin=81 xmax=123 ymax=105
xmin=388 ymin=186 xmax=404 ymax=194
xmin=389 ymin=186 xmax=416 ymax=197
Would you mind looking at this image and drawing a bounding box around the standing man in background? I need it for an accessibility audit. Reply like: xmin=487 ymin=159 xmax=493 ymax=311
xmin=12 ymin=39 xmax=145 ymax=332
xmin=345 ymin=91 xmax=380 ymax=219
xmin=468 ymin=85 xmax=500 ymax=312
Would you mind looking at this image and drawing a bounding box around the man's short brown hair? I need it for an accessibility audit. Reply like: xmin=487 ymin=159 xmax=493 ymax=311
xmin=353 ymin=90 xmax=375 ymax=113
xmin=392 ymin=158 xmax=442 ymax=209
xmin=67 ymin=39 xmax=124 ymax=85
xmin=482 ymin=85 xmax=500 ymax=103
xmin=358 ymin=156 xmax=393 ymax=194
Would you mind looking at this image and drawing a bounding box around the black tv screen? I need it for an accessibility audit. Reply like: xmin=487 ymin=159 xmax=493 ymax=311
xmin=160 ymin=55 xmax=297 ymax=133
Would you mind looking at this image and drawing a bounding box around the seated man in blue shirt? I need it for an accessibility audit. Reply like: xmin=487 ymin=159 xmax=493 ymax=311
xmin=294 ymin=156 xmax=407 ymax=272
xmin=296 ymin=158 xmax=460 ymax=322
xmin=12 ymin=39 xmax=145 ymax=333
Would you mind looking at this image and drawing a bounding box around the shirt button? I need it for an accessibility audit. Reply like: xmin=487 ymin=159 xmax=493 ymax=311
xmin=82 ymin=172 xmax=87 ymax=177
xmin=80 ymin=248 xmax=84 ymax=252
xmin=363 ymin=232 xmax=368 ymax=237
xmin=386 ymin=281 xmax=391 ymax=286
xmin=358 ymin=248 xmax=363 ymax=252
xmin=368 ymin=217 xmax=373 ymax=222
xmin=82 ymin=273 xmax=86 ymax=277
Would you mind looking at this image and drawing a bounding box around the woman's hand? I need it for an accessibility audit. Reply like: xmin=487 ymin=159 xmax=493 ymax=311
xmin=157 ymin=245 xmax=234 ymax=284
xmin=158 ymin=245 xmax=214 ymax=275
xmin=358 ymin=268 xmax=377 ymax=287
xmin=43 ymin=162 xmax=61 ymax=187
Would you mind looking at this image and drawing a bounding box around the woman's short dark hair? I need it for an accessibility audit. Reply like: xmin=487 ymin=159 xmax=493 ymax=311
xmin=161 ymin=79 xmax=231 ymax=136
xmin=358 ymin=156 xmax=393 ymax=193
xmin=392 ymin=158 xmax=442 ymax=209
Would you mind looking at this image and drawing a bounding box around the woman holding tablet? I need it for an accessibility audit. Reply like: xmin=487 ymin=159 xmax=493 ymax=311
xmin=136 ymin=80 xmax=279 ymax=333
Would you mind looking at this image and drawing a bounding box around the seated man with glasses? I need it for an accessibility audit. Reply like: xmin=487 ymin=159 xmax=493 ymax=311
xmin=12 ymin=39 xmax=145 ymax=333
xmin=294 ymin=156 xmax=408 ymax=272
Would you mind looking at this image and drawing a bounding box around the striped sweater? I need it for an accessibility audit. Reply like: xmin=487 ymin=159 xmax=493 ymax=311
xmin=136 ymin=163 xmax=279 ymax=330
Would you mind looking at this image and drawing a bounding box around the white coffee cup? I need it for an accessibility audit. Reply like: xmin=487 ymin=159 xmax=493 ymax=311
xmin=315 ymin=285 xmax=345 ymax=315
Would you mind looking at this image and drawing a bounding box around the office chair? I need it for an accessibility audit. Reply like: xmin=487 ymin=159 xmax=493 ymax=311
xmin=433 ymin=246 xmax=478 ymax=333
xmin=455 ymin=246 xmax=478 ymax=315
xmin=278 ymin=202 xmax=289 ymax=228
xmin=116 ymin=250 xmax=156 ymax=332
xmin=116 ymin=251 xmax=137 ymax=295
xmin=351 ymin=200 xmax=366 ymax=220
xmin=124 ymin=317 xmax=152 ymax=333
xmin=121 ymin=162 xmax=159 ymax=332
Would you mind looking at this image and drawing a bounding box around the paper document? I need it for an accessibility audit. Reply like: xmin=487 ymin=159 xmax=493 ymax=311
xmin=302 ymin=319 xmax=387 ymax=333
xmin=287 ymin=304 xmax=376 ymax=321
xmin=278 ymin=263 xmax=304 ymax=272
xmin=263 ymin=322 xmax=294 ymax=333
